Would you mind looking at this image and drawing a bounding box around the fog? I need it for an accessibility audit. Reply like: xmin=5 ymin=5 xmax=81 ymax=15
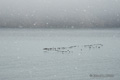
xmin=0 ymin=0 xmax=120 ymax=28
xmin=0 ymin=1 xmax=120 ymax=79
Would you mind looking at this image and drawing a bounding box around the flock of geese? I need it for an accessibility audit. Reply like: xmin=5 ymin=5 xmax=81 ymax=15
xmin=43 ymin=44 xmax=103 ymax=54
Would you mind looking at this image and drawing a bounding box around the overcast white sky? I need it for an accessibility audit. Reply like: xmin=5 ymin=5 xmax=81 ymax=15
xmin=0 ymin=0 xmax=120 ymax=28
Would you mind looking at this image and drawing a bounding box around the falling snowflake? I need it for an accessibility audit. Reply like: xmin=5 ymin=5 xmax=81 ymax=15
xmin=71 ymin=26 xmax=74 ymax=29
xmin=18 ymin=26 xmax=23 ymax=28
xmin=83 ymin=9 xmax=87 ymax=12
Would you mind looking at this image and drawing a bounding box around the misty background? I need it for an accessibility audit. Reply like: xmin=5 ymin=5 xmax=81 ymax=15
xmin=0 ymin=0 xmax=120 ymax=29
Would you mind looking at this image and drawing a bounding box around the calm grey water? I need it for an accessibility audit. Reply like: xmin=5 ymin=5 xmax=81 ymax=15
xmin=0 ymin=29 xmax=120 ymax=80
